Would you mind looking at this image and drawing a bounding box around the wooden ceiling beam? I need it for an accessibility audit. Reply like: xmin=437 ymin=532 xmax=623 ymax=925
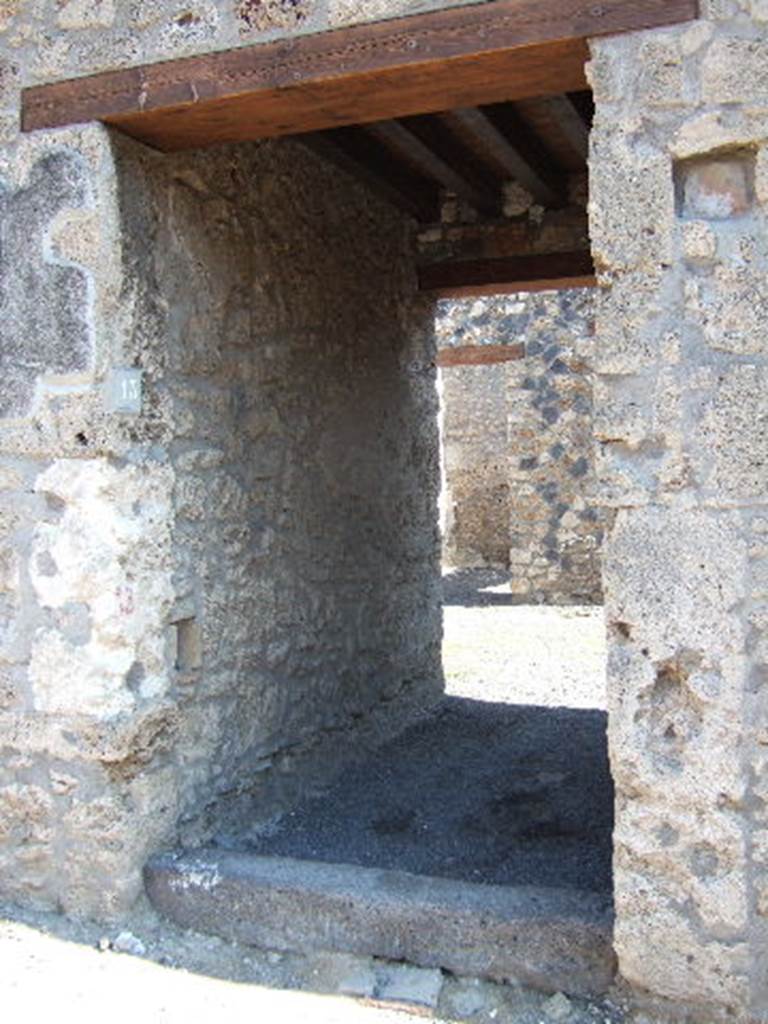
xmin=21 ymin=0 xmax=698 ymax=153
xmin=302 ymin=128 xmax=441 ymax=222
xmin=418 ymin=250 xmax=596 ymax=298
xmin=401 ymin=112 xmax=502 ymax=207
xmin=539 ymin=95 xmax=590 ymax=162
xmin=365 ymin=119 xmax=499 ymax=218
xmin=479 ymin=102 xmax=566 ymax=202
xmin=440 ymin=107 xmax=564 ymax=207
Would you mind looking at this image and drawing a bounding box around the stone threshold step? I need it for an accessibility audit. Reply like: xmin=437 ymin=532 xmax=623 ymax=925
xmin=145 ymin=850 xmax=616 ymax=999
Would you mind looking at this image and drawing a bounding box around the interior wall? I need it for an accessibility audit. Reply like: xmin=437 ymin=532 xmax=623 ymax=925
xmin=114 ymin=134 xmax=444 ymax=845
xmin=439 ymin=359 xmax=509 ymax=570
xmin=0 ymin=122 xmax=442 ymax=919
xmin=437 ymin=291 xmax=608 ymax=604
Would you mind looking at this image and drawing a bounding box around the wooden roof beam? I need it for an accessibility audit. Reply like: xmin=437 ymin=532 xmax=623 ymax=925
xmin=478 ymin=102 xmax=567 ymax=204
xmin=539 ymin=95 xmax=590 ymax=163
xmin=302 ymin=128 xmax=441 ymax=222
xmin=365 ymin=119 xmax=499 ymax=218
xmin=440 ymin=106 xmax=565 ymax=208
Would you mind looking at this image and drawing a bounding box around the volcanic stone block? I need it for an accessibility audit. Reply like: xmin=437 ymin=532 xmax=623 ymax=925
xmin=145 ymin=850 xmax=616 ymax=998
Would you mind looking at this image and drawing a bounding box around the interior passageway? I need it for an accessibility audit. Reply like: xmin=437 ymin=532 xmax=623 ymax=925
xmin=134 ymin=71 xmax=614 ymax=994
xmin=225 ymin=570 xmax=611 ymax=894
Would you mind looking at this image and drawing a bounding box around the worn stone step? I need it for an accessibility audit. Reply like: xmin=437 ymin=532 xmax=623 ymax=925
xmin=144 ymin=850 xmax=616 ymax=998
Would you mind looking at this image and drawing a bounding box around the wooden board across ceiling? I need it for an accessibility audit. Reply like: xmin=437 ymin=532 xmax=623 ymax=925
xmin=22 ymin=0 xmax=698 ymax=153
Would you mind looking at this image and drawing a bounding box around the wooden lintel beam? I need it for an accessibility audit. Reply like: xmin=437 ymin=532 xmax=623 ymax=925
xmin=437 ymin=343 xmax=525 ymax=367
xmin=366 ymin=119 xmax=498 ymax=217
xmin=419 ymin=250 xmax=596 ymax=298
xmin=441 ymin=107 xmax=564 ymax=207
xmin=22 ymin=0 xmax=698 ymax=153
xmin=301 ymin=129 xmax=440 ymax=222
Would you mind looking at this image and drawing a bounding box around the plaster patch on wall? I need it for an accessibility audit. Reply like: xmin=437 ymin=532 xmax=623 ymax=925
xmin=0 ymin=151 xmax=91 ymax=419
xmin=675 ymin=151 xmax=755 ymax=220
xmin=29 ymin=458 xmax=175 ymax=720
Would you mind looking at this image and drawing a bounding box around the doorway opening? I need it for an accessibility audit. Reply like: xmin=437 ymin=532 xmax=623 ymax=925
xmin=437 ymin=285 xmax=611 ymax=898
xmin=10 ymin=0 xmax=709 ymax=1002
xmin=122 ymin=83 xmax=617 ymax=996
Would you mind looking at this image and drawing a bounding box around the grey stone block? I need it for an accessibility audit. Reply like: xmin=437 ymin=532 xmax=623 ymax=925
xmin=374 ymin=963 xmax=443 ymax=1009
xmin=145 ymin=850 xmax=616 ymax=998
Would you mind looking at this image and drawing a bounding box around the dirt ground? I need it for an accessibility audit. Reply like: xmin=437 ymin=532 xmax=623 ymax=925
xmin=441 ymin=570 xmax=606 ymax=710
xmin=1 ymin=587 xmax=618 ymax=1024
xmin=0 ymin=901 xmax=625 ymax=1024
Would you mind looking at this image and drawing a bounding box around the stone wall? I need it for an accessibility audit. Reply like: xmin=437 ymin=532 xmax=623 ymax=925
xmin=116 ymin=135 xmax=443 ymax=841
xmin=439 ymin=357 xmax=509 ymax=571
xmin=437 ymin=291 xmax=608 ymax=605
xmin=589 ymin=4 xmax=768 ymax=1019
xmin=1 ymin=0 xmax=768 ymax=1020
xmin=0 ymin=114 xmax=442 ymax=915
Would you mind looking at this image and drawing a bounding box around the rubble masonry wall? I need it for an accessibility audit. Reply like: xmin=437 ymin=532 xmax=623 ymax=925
xmin=0 ymin=47 xmax=441 ymax=915
xmin=590 ymin=2 xmax=768 ymax=1018
xmin=438 ymin=290 xmax=608 ymax=604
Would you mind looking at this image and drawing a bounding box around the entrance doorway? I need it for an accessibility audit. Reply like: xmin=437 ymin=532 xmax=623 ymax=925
xmin=125 ymin=85 xmax=615 ymax=994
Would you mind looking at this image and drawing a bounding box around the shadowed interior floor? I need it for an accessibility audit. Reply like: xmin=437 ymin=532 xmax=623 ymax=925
xmin=148 ymin=596 xmax=615 ymax=993
xmin=219 ymin=696 xmax=613 ymax=894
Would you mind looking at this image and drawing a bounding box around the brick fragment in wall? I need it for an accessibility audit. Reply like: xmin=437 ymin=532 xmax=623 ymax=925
xmin=675 ymin=152 xmax=755 ymax=221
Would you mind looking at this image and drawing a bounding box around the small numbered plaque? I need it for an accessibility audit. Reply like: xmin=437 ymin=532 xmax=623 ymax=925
xmin=104 ymin=368 xmax=143 ymax=415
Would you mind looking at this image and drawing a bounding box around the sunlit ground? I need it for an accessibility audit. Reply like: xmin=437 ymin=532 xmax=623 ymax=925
xmin=443 ymin=590 xmax=607 ymax=711
xmin=1 ymin=919 xmax=417 ymax=1024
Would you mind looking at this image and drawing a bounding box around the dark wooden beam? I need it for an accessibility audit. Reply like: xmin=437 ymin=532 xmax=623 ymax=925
xmin=440 ymin=106 xmax=564 ymax=207
xmin=401 ymin=112 xmax=502 ymax=197
xmin=301 ymin=128 xmax=441 ymax=222
xmin=532 ymin=95 xmax=590 ymax=164
xmin=478 ymin=102 xmax=566 ymax=200
xmin=437 ymin=343 xmax=525 ymax=367
xmin=365 ymin=119 xmax=499 ymax=217
xmin=22 ymin=0 xmax=698 ymax=153
xmin=418 ymin=207 xmax=589 ymax=263
xmin=419 ymin=250 xmax=596 ymax=298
